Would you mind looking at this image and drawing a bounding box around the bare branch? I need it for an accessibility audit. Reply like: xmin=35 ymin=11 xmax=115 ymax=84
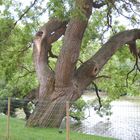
xmin=18 ymin=65 xmax=35 ymax=73
xmin=126 ymin=39 xmax=140 ymax=86
xmin=106 ymin=3 xmax=112 ymax=28
xmin=78 ymin=59 xmax=84 ymax=64
xmin=132 ymin=69 xmax=138 ymax=84
xmin=126 ymin=56 xmax=140 ymax=86
xmin=95 ymin=75 xmax=111 ymax=80
xmin=127 ymin=40 xmax=137 ymax=57
xmin=112 ymin=2 xmax=132 ymax=20
xmin=48 ymin=49 xmax=58 ymax=59
xmin=92 ymin=82 xmax=102 ymax=110
xmin=13 ymin=0 xmax=38 ymax=28
xmin=18 ymin=42 xmax=32 ymax=53
xmin=16 ymin=70 xmax=35 ymax=84
xmin=92 ymin=1 xmax=106 ymax=9
xmin=126 ymin=63 xmax=136 ymax=87
xmin=121 ymin=0 xmax=140 ymax=17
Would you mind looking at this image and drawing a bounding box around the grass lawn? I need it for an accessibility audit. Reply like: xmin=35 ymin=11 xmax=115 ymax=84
xmin=0 ymin=115 xmax=114 ymax=140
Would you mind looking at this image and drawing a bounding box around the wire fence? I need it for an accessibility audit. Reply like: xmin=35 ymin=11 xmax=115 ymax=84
xmin=0 ymin=97 xmax=140 ymax=140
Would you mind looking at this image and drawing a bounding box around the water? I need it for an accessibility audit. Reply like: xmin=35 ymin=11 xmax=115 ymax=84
xmin=73 ymin=93 xmax=140 ymax=140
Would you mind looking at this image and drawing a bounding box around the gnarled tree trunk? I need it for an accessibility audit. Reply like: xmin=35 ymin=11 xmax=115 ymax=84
xmin=27 ymin=0 xmax=93 ymax=127
xmin=27 ymin=85 xmax=80 ymax=127
xmin=26 ymin=0 xmax=140 ymax=128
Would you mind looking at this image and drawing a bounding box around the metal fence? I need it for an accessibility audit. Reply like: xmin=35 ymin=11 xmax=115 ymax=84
xmin=0 ymin=97 xmax=140 ymax=140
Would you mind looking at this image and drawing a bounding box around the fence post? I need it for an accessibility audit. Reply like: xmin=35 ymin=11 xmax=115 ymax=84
xmin=66 ymin=101 xmax=70 ymax=140
xmin=7 ymin=97 xmax=11 ymax=140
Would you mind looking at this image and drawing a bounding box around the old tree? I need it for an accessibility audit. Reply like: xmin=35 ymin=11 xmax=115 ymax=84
xmin=0 ymin=0 xmax=140 ymax=127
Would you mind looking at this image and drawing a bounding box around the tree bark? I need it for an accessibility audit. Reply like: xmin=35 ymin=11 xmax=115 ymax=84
xmin=27 ymin=85 xmax=80 ymax=127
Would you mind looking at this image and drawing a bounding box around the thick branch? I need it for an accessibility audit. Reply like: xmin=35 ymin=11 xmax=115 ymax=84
xmin=47 ymin=26 xmax=66 ymax=44
xmin=55 ymin=0 xmax=93 ymax=87
xmin=76 ymin=29 xmax=140 ymax=90
xmin=33 ymin=19 xmax=67 ymax=98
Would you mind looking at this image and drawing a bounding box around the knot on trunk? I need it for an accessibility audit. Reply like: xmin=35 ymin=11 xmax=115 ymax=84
xmin=91 ymin=64 xmax=99 ymax=76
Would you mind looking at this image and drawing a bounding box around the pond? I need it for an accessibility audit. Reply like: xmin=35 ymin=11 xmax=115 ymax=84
xmin=73 ymin=92 xmax=140 ymax=140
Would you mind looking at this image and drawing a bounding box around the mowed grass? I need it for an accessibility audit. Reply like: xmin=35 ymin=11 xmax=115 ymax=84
xmin=0 ymin=115 xmax=114 ymax=140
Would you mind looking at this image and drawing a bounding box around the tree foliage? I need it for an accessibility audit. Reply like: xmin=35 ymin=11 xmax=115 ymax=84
xmin=0 ymin=0 xmax=140 ymax=124
xmin=0 ymin=0 xmax=140 ymax=96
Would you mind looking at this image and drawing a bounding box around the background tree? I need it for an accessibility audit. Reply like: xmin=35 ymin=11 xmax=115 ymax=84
xmin=0 ymin=0 xmax=140 ymax=127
